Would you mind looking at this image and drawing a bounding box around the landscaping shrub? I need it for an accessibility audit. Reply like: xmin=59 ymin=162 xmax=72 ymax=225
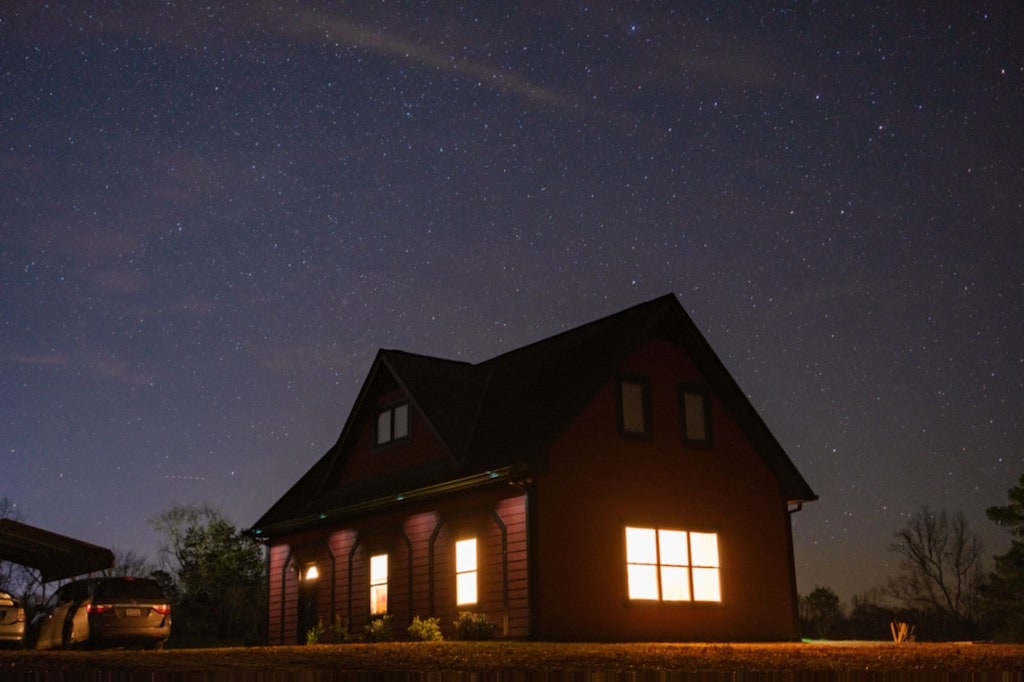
xmin=306 ymin=615 xmax=351 ymax=644
xmin=364 ymin=614 xmax=394 ymax=642
xmin=454 ymin=611 xmax=496 ymax=640
xmin=407 ymin=616 xmax=444 ymax=641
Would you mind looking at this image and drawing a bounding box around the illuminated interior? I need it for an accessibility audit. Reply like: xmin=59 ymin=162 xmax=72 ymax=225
xmin=455 ymin=538 xmax=478 ymax=605
xmin=369 ymin=553 xmax=388 ymax=614
xmin=625 ymin=526 xmax=721 ymax=602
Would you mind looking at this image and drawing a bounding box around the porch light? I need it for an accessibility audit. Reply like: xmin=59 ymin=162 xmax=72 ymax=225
xmin=305 ymin=564 xmax=319 ymax=581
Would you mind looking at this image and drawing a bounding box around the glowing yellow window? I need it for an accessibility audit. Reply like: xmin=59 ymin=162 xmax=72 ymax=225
xmin=455 ymin=538 xmax=478 ymax=605
xmin=369 ymin=553 xmax=388 ymax=615
xmin=625 ymin=526 xmax=721 ymax=602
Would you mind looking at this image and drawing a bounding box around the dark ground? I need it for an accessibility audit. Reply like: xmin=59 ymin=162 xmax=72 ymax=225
xmin=2 ymin=641 xmax=1024 ymax=680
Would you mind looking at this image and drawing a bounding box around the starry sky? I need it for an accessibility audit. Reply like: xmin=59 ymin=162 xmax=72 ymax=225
xmin=2 ymin=3 xmax=1021 ymax=604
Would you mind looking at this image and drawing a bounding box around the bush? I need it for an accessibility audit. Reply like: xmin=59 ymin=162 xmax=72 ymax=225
xmin=453 ymin=611 xmax=496 ymax=640
xmin=364 ymin=614 xmax=394 ymax=642
xmin=306 ymin=615 xmax=351 ymax=644
xmin=407 ymin=615 xmax=443 ymax=641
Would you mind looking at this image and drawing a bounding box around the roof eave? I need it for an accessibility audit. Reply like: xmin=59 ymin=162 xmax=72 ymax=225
xmin=249 ymin=465 xmax=522 ymax=540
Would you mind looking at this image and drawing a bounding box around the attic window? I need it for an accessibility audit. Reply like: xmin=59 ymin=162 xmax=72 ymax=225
xmin=680 ymin=386 xmax=711 ymax=446
xmin=619 ymin=378 xmax=650 ymax=438
xmin=376 ymin=403 xmax=409 ymax=446
xmin=625 ymin=526 xmax=721 ymax=602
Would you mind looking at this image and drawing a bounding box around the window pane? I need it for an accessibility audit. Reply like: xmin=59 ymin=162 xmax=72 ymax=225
xmin=660 ymin=566 xmax=691 ymax=601
xmin=456 ymin=571 xmax=478 ymax=605
xmin=627 ymin=564 xmax=659 ymax=600
xmin=376 ymin=411 xmax=392 ymax=444
xmin=370 ymin=584 xmax=388 ymax=614
xmin=684 ymin=392 xmax=707 ymax=441
xmin=626 ymin=527 xmax=657 ymax=564
xmin=393 ymin=404 xmax=409 ymax=439
xmin=621 ymin=381 xmax=646 ymax=433
xmin=455 ymin=538 xmax=477 ymax=572
xmin=690 ymin=532 xmax=719 ymax=567
xmin=658 ymin=529 xmax=688 ymax=566
xmin=692 ymin=567 xmax=721 ymax=601
xmin=370 ymin=554 xmax=388 ymax=583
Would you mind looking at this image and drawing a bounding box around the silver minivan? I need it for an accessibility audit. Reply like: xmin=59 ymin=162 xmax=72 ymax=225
xmin=29 ymin=577 xmax=171 ymax=649
xmin=0 ymin=591 xmax=26 ymax=646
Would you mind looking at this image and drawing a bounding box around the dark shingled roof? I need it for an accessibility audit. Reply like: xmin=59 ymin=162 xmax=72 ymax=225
xmin=252 ymin=294 xmax=816 ymax=537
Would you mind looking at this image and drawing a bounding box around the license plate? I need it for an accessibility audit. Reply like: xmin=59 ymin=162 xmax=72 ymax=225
xmin=125 ymin=608 xmax=142 ymax=617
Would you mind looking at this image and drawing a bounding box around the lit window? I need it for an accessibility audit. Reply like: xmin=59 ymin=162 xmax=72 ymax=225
xmin=376 ymin=403 xmax=409 ymax=445
xmin=369 ymin=553 xmax=388 ymax=614
xmin=619 ymin=379 xmax=650 ymax=436
xmin=625 ymin=526 xmax=720 ymax=602
xmin=680 ymin=387 xmax=711 ymax=446
xmin=455 ymin=538 xmax=478 ymax=605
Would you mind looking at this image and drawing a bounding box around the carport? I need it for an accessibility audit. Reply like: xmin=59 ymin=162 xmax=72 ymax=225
xmin=0 ymin=519 xmax=114 ymax=582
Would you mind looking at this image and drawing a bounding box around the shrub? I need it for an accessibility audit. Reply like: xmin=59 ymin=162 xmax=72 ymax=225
xmin=364 ymin=614 xmax=394 ymax=642
xmin=453 ymin=611 xmax=496 ymax=640
xmin=306 ymin=615 xmax=350 ymax=644
xmin=407 ymin=615 xmax=443 ymax=641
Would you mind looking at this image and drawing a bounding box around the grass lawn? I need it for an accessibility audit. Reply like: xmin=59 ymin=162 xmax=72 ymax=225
xmin=2 ymin=641 xmax=1024 ymax=678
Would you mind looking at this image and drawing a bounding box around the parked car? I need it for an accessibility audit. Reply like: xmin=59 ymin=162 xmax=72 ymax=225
xmin=0 ymin=591 xmax=26 ymax=647
xmin=28 ymin=577 xmax=170 ymax=650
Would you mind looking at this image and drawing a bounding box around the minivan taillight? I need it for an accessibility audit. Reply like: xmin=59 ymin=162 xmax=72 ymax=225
xmin=152 ymin=604 xmax=171 ymax=615
xmin=87 ymin=603 xmax=113 ymax=614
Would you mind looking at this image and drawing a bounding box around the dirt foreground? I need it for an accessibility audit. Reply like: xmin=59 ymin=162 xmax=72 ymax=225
xmin=2 ymin=641 xmax=1024 ymax=679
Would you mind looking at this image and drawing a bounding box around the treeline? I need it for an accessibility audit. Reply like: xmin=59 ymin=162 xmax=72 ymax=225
xmin=800 ymin=474 xmax=1024 ymax=642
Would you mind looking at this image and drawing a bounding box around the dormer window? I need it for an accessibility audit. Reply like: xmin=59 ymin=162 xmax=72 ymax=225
xmin=618 ymin=377 xmax=651 ymax=438
xmin=680 ymin=386 xmax=711 ymax=447
xmin=376 ymin=403 xmax=409 ymax=446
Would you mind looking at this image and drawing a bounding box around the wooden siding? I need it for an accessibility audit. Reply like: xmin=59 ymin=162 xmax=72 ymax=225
xmin=335 ymin=388 xmax=454 ymax=485
xmin=265 ymin=490 xmax=529 ymax=642
xmin=530 ymin=337 xmax=799 ymax=640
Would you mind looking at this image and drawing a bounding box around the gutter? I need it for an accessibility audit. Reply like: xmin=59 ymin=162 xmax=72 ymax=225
xmin=248 ymin=466 xmax=519 ymax=540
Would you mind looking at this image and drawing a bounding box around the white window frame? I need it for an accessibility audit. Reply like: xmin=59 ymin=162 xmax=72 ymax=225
xmin=455 ymin=538 xmax=478 ymax=605
xmin=369 ymin=553 xmax=388 ymax=615
xmin=625 ymin=526 xmax=721 ymax=603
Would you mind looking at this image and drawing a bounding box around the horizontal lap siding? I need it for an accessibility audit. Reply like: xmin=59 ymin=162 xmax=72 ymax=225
xmin=328 ymin=529 xmax=355 ymax=627
xmin=267 ymin=543 xmax=294 ymax=644
xmin=495 ymin=495 xmax=529 ymax=637
xmin=404 ymin=512 xmax=439 ymax=621
xmin=267 ymin=491 xmax=529 ymax=642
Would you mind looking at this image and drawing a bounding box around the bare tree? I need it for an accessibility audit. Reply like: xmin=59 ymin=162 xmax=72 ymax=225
xmin=888 ymin=505 xmax=985 ymax=631
xmin=105 ymin=548 xmax=156 ymax=578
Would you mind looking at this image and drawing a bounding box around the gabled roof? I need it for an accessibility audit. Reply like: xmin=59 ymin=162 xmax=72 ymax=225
xmin=0 ymin=519 xmax=115 ymax=583
xmin=252 ymin=294 xmax=816 ymax=537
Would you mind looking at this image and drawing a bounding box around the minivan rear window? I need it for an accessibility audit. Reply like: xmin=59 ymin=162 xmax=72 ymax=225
xmin=93 ymin=579 xmax=165 ymax=601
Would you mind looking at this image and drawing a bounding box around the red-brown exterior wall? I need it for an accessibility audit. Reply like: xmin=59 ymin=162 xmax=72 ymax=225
xmin=530 ymin=337 xmax=799 ymax=640
xmin=265 ymin=334 xmax=803 ymax=642
xmin=266 ymin=490 xmax=529 ymax=644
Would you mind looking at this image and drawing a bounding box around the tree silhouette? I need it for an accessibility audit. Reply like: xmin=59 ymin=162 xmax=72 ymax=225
xmin=985 ymin=473 xmax=1024 ymax=641
xmin=887 ymin=505 xmax=985 ymax=638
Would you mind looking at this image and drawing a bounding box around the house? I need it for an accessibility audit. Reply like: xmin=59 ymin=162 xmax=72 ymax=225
xmin=251 ymin=294 xmax=816 ymax=642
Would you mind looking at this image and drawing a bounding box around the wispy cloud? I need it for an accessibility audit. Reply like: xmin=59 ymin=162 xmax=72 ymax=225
xmin=284 ymin=7 xmax=573 ymax=108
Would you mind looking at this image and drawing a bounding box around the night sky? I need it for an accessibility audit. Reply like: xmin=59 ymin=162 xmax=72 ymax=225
xmin=2 ymin=3 xmax=1021 ymax=604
